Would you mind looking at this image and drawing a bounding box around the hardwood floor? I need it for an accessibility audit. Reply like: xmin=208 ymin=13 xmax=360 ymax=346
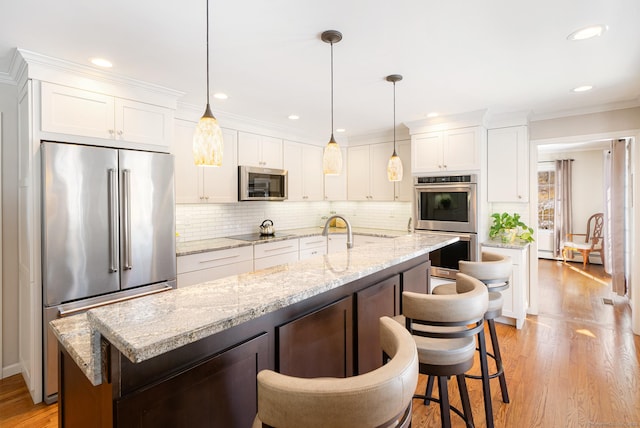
xmin=412 ymin=260 xmax=640 ymax=427
xmin=2 ymin=259 xmax=639 ymax=427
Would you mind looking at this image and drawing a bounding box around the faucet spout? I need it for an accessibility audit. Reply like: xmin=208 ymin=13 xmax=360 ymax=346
xmin=322 ymin=215 xmax=353 ymax=249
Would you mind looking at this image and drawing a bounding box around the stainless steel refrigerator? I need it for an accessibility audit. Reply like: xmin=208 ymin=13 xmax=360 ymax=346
xmin=41 ymin=141 xmax=177 ymax=403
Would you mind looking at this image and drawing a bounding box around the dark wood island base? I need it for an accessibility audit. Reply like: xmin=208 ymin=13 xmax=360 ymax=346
xmin=58 ymin=256 xmax=430 ymax=428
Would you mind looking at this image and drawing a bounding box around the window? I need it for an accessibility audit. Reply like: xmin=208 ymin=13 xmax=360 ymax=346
xmin=538 ymin=169 xmax=555 ymax=230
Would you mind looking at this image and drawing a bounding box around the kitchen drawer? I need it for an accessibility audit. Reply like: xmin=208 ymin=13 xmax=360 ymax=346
xmin=299 ymin=236 xmax=327 ymax=250
xmin=177 ymin=246 xmax=253 ymax=274
xmin=177 ymin=261 xmax=254 ymax=287
xmin=254 ymin=239 xmax=300 ymax=259
xmin=299 ymin=246 xmax=327 ymax=261
xmin=254 ymin=251 xmax=299 ymax=271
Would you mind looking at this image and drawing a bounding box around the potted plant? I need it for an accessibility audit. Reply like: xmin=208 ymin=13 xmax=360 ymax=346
xmin=489 ymin=212 xmax=534 ymax=243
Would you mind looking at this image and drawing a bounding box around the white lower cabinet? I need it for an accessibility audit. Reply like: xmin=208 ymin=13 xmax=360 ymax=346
xmin=299 ymin=236 xmax=328 ymax=260
xmin=177 ymin=246 xmax=253 ymax=287
xmin=481 ymin=244 xmax=529 ymax=329
xmin=254 ymin=239 xmax=300 ymax=270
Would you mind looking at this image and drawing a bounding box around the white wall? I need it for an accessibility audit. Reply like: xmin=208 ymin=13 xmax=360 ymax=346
xmin=0 ymin=81 xmax=19 ymax=377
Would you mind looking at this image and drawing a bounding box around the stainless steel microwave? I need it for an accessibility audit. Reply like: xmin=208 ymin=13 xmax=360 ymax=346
xmin=238 ymin=165 xmax=288 ymax=201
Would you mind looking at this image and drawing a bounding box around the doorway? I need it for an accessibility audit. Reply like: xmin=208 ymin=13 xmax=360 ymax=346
xmin=527 ymin=132 xmax=635 ymax=317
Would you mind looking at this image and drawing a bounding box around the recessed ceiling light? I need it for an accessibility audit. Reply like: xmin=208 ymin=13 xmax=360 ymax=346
xmin=213 ymin=93 xmax=228 ymax=100
xmin=336 ymin=128 xmax=346 ymax=133
xmin=427 ymin=112 xmax=439 ymax=118
xmin=90 ymin=58 xmax=112 ymax=68
xmin=572 ymin=85 xmax=593 ymax=93
xmin=567 ymin=25 xmax=608 ymax=41
xmin=288 ymin=114 xmax=299 ymax=120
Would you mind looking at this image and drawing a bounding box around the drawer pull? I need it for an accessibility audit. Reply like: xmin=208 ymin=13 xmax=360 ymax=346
xmin=264 ymin=245 xmax=295 ymax=253
xmin=198 ymin=254 xmax=240 ymax=264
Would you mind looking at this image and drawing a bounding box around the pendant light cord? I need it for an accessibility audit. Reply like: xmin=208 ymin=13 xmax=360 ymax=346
xmin=330 ymin=40 xmax=334 ymax=139
xmin=392 ymin=81 xmax=397 ymax=155
xmin=206 ymin=0 xmax=210 ymax=107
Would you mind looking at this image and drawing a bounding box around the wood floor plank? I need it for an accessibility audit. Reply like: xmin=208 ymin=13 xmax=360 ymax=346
xmin=1 ymin=259 xmax=639 ymax=427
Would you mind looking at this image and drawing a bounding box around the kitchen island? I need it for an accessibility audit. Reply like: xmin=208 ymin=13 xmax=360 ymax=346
xmin=50 ymin=232 xmax=456 ymax=428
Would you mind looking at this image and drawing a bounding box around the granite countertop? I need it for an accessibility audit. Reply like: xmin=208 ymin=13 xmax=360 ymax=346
xmin=176 ymin=227 xmax=411 ymax=256
xmin=482 ymin=239 xmax=531 ymax=250
xmin=50 ymin=232 xmax=456 ymax=386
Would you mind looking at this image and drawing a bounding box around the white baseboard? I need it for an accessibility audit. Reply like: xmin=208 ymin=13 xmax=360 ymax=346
xmin=2 ymin=362 xmax=22 ymax=379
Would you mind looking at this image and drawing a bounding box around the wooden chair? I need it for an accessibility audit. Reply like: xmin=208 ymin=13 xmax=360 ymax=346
xmin=562 ymin=212 xmax=605 ymax=268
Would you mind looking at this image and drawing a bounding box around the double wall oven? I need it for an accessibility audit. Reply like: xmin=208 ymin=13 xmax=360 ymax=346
xmin=414 ymin=175 xmax=479 ymax=280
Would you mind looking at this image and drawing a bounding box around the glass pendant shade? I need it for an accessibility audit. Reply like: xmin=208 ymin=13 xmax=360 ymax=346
xmin=387 ymin=151 xmax=403 ymax=181
xmin=323 ymin=135 xmax=342 ymax=175
xmin=193 ymin=104 xmax=223 ymax=167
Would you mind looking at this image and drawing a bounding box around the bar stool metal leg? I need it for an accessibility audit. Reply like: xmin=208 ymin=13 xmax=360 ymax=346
xmin=477 ymin=325 xmax=494 ymax=428
xmin=488 ymin=318 xmax=509 ymax=403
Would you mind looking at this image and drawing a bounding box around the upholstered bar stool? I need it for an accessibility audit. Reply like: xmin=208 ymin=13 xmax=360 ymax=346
xmin=252 ymin=316 xmax=418 ymax=428
xmin=432 ymin=251 xmax=512 ymax=426
xmin=398 ymin=273 xmax=489 ymax=428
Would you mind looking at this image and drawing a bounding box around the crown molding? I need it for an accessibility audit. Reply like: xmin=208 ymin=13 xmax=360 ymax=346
xmin=404 ymin=109 xmax=488 ymax=134
xmin=15 ymin=49 xmax=184 ymax=108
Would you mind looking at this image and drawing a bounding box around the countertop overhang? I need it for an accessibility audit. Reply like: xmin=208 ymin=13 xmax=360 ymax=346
xmin=50 ymin=232 xmax=457 ymax=386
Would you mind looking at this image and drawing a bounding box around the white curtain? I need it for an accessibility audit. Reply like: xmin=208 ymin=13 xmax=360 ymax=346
xmin=554 ymin=159 xmax=573 ymax=257
xmin=605 ymin=139 xmax=627 ymax=296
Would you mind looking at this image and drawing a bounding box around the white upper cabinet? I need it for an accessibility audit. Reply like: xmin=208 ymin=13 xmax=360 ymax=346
xmin=412 ymin=126 xmax=480 ymax=174
xmin=237 ymin=131 xmax=283 ymax=169
xmin=347 ymin=143 xmax=395 ymax=201
xmin=487 ymin=126 xmax=529 ymax=202
xmin=40 ymin=81 xmax=172 ymax=149
xmin=173 ymin=120 xmax=238 ymax=203
xmin=284 ymin=141 xmax=324 ymax=201
xmin=324 ymin=147 xmax=348 ymax=201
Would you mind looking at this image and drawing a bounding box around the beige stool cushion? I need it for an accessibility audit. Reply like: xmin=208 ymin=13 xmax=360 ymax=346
xmin=433 ymin=282 xmax=504 ymax=317
xmin=459 ymin=251 xmax=512 ymax=282
xmin=253 ymin=316 xmax=418 ymax=428
xmin=393 ymin=315 xmax=475 ymax=366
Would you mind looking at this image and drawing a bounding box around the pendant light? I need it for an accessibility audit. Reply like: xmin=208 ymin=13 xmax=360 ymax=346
xmin=386 ymin=74 xmax=403 ymax=182
xmin=321 ymin=30 xmax=343 ymax=176
xmin=193 ymin=0 xmax=223 ymax=166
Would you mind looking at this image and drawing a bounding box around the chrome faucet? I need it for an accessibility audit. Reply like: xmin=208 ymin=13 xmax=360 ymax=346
xmin=322 ymin=215 xmax=353 ymax=249
xmin=407 ymin=217 xmax=413 ymax=232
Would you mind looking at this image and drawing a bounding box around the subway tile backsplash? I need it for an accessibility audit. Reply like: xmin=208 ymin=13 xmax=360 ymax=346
xmin=175 ymin=201 xmax=412 ymax=242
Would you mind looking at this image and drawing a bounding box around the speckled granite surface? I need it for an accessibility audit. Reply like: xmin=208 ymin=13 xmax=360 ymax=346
xmin=176 ymin=227 xmax=412 ymax=256
xmin=482 ymin=239 xmax=531 ymax=250
xmin=176 ymin=238 xmax=252 ymax=256
xmin=49 ymin=314 xmax=102 ymax=386
xmin=53 ymin=232 xmax=455 ymax=386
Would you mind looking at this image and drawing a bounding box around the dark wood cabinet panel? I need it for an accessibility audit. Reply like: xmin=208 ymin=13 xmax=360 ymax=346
xmin=115 ymin=333 xmax=268 ymax=428
xmin=277 ymin=296 xmax=353 ymax=378
xmin=59 ymin=347 xmax=113 ymax=428
xmin=355 ymin=275 xmax=400 ymax=374
xmin=402 ymin=260 xmax=431 ymax=295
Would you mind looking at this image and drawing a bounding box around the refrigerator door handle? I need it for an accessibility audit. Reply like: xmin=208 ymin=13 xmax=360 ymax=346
xmin=108 ymin=168 xmax=119 ymax=273
xmin=122 ymin=169 xmax=133 ymax=270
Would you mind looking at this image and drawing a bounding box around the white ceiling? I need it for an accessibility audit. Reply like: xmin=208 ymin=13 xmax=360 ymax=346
xmin=1 ymin=0 xmax=639 ymax=141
